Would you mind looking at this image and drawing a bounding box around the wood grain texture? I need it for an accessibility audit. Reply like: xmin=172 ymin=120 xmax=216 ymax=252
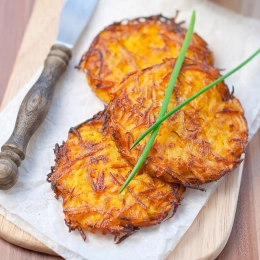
xmin=169 ymin=161 xmax=245 ymax=260
xmin=0 ymin=0 xmax=259 ymax=259
xmin=211 ymin=1 xmax=260 ymax=258
xmin=216 ymin=130 xmax=260 ymax=260
xmin=0 ymin=235 xmax=60 ymax=260
xmin=209 ymin=0 xmax=260 ymax=19
xmin=0 ymin=0 xmax=64 ymax=110
xmin=0 ymin=44 xmax=71 ymax=190
xmin=0 ymin=214 xmax=57 ymax=256
xmin=0 ymin=0 xmax=34 ymax=104
xmin=0 ymin=0 xmax=61 ymax=258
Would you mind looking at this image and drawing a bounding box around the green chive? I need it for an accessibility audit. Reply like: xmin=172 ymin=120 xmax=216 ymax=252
xmin=119 ymin=10 xmax=196 ymax=193
xmin=130 ymin=48 xmax=260 ymax=146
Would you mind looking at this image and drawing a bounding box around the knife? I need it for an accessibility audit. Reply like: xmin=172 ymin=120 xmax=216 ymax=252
xmin=0 ymin=0 xmax=99 ymax=190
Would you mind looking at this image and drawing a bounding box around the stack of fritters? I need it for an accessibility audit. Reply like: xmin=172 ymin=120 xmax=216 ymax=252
xmin=48 ymin=15 xmax=248 ymax=241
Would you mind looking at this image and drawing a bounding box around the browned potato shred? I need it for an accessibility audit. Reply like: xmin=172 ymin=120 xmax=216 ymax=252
xmin=108 ymin=59 xmax=248 ymax=188
xmin=47 ymin=111 xmax=185 ymax=240
xmin=48 ymin=14 xmax=248 ymax=243
xmin=78 ymin=15 xmax=213 ymax=103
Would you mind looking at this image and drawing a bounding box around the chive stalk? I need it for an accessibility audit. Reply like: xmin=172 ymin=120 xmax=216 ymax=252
xmin=119 ymin=10 xmax=196 ymax=193
xmin=130 ymin=48 xmax=260 ymax=148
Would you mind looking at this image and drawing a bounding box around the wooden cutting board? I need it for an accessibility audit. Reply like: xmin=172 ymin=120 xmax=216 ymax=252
xmin=0 ymin=0 xmax=249 ymax=259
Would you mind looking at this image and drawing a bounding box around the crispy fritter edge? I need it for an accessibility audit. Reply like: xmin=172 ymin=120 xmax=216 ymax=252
xmin=76 ymin=13 xmax=212 ymax=72
xmin=108 ymin=58 xmax=248 ymax=189
xmin=47 ymin=109 xmax=185 ymax=242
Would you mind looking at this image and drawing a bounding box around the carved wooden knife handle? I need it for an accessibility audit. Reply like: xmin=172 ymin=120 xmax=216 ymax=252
xmin=0 ymin=44 xmax=71 ymax=190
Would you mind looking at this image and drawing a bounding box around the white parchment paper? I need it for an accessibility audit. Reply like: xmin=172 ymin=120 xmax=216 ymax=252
xmin=0 ymin=0 xmax=260 ymax=259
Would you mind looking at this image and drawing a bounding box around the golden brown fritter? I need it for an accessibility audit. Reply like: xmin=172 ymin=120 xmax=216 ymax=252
xmin=108 ymin=59 xmax=248 ymax=189
xmin=78 ymin=15 xmax=213 ymax=103
xmin=47 ymin=110 xmax=185 ymax=242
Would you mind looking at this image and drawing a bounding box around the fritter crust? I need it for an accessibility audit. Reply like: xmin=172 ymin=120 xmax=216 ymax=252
xmin=78 ymin=14 xmax=213 ymax=103
xmin=108 ymin=59 xmax=248 ymax=188
xmin=47 ymin=110 xmax=185 ymax=241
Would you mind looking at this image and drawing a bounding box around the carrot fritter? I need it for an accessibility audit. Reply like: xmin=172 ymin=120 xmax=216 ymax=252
xmin=47 ymin=110 xmax=185 ymax=241
xmin=78 ymin=15 xmax=213 ymax=103
xmin=108 ymin=59 xmax=248 ymax=188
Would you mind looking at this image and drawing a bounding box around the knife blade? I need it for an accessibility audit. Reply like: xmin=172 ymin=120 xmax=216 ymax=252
xmin=0 ymin=0 xmax=99 ymax=190
xmin=56 ymin=0 xmax=98 ymax=49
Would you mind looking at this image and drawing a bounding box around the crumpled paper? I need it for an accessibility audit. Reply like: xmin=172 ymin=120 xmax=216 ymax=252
xmin=0 ymin=0 xmax=260 ymax=259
